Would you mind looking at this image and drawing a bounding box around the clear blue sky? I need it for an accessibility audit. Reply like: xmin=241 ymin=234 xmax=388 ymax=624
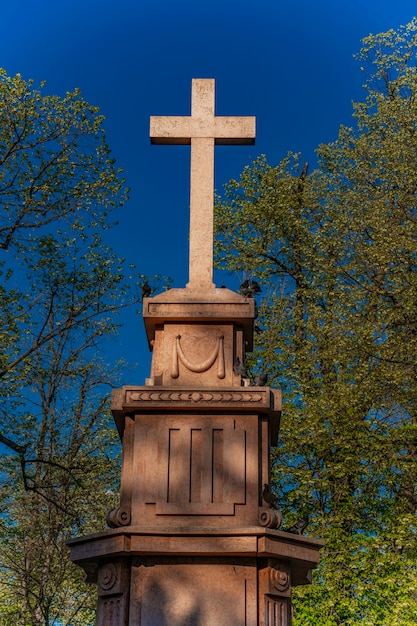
xmin=1 ymin=0 xmax=416 ymax=383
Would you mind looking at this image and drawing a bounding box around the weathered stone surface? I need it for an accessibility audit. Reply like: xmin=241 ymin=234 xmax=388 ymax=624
xmin=69 ymin=524 xmax=323 ymax=625
xmin=112 ymin=385 xmax=281 ymax=416
xmin=150 ymin=79 xmax=255 ymax=289
xmin=69 ymin=79 xmax=323 ymax=626
xmin=96 ymin=560 xmax=131 ymax=626
xmin=143 ymin=287 xmax=255 ymax=351
xmin=129 ymin=557 xmax=257 ymax=625
xmin=129 ymin=413 xmax=256 ymax=526
xmin=69 ymin=526 xmax=322 ymax=580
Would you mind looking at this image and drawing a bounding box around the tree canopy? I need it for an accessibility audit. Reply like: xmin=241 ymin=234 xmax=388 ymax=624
xmin=0 ymin=69 xmax=125 ymax=251
xmin=215 ymin=18 xmax=417 ymax=625
xmin=0 ymin=70 xmax=153 ymax=624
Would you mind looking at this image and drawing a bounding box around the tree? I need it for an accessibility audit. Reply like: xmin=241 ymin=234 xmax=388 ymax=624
xmin=0 ymin=319 xmax=121 ymax=623
xmin=0 ymin=68 xmax=129 ymax=451
xmin=0 ymin=69 xmax=124 ymax=252
xmin=215 ymin=19 xmax=417 ymax=625
xmin=0 ymin=70 xmax=159 ymax=623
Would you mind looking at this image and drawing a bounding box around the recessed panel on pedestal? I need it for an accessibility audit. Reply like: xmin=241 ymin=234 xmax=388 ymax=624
xmin=130 ymin=414 xmax=258 ymax=526
xmin=129 ymin=557 xmax=257 ymax=626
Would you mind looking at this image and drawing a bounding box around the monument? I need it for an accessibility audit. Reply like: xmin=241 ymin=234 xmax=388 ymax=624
xmin=69 ymin=79 xmax=323 ymax=625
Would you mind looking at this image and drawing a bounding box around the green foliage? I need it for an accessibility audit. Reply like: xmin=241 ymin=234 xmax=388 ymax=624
xmin=215 ymin=18 xmax=417 ymax=624
xmin=0 ymin=69 xmax=127 ymax=252
xmin=0 ymin=70 xmax=155 ymax=624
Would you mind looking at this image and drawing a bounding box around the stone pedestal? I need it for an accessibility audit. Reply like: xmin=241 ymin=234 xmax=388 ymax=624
xmin=70 ymin=528 xmax=322 ymax=625
xmin=69 ymin=287 xmax=323 ymax=625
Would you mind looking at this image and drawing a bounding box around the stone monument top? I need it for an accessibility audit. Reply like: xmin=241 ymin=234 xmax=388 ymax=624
xmin=69 ymin=78 xmax=323 ymax=626
xmin=150 ymin=79 xmax=256 ymax=291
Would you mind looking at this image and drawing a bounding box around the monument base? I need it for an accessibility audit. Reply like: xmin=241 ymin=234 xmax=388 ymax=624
xmin=69 ymin=526 xmax=323 ymax=626
xmin=69 ymin=80 xmax=325 ymax=624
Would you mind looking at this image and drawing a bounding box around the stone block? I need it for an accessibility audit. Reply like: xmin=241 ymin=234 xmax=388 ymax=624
xmin=129 ymin=557 xmax=257 ymax=626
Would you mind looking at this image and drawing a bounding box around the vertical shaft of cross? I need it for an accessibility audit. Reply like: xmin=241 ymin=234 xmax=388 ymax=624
xmin=150 ymin=79 xmax=255 ymax=290
xmin=188 ymin=79 xmax=215 ymax=288
xmin=189 ymin=135 xmax=215 ymax=288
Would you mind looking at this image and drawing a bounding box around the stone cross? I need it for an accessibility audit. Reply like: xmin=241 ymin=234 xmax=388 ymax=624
xmin=150 ymin=79 xmax=256 ymax=290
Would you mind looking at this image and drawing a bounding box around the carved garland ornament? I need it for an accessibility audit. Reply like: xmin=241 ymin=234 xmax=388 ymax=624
xmin=171 ymin=334 xmax=225 ymax=379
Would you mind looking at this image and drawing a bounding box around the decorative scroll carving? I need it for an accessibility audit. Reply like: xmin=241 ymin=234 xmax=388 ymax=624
xmin=259 ymin=506 xmax=282 ymax=529
xmin=106 ymin=506 xmax=131 ymax=528
xmin=171 ymin=334 xmax=225 ymax=379
xmin=260 ymin=482 xmax=282 ymax=528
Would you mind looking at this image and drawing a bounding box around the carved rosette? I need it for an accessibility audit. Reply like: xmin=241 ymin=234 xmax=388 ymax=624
xmin=106 ymin=506 xmax=131 ymax=528
xmin=259 ymin=506 xmax=283 ymax=529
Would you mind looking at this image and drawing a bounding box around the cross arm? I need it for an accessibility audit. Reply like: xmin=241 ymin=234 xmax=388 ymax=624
xmin=150 ymin=116 xmax=256 ymax=145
